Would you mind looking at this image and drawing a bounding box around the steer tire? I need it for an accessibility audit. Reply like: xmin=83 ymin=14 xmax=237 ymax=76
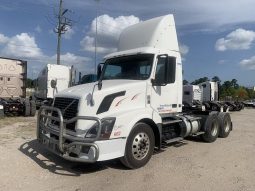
xmin=24 ymin=99 xmax=31 ymax=117
xmin=201 ymin=113 xmax=219 ymax=143
xmin=120 ymin=123 xmax=155 ymax=169
xmin=30 ymin=100 xmax=36 ymax=116
xmin=218 ymin=112 xmax=232 ymax=138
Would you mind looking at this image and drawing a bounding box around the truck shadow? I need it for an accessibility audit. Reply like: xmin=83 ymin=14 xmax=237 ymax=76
xmin=19 ymin=139 xmax=127 ymax=176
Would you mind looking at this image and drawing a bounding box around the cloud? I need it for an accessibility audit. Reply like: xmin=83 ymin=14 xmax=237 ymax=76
xmin=1 ymin=33 xmax=44 ymax=58
xmin=9 ymin=0 xmax=255 ymax=31
xmin=49 ymin=53 xmax=93 ymax=74
xmin=240 ymin=56 xmax=255 ymax=70
xmin=218 ymin=60 xmax=227 ymax=65
xmin=58 ymin=0 xmax=255 ymax=30
xmin=80 ymin=14 xmax=140 ymax=54
xmin=0 ymin=31 xmax=93 ymax=77
xmin=63 ymin=26 xmax=75 ymax=40
xmin=215 ymin=28 xmax=255 ymax=51
xmin=35 ymin=25 xmax=42 ymax=33
xmin=0 ymin=33 xmax=9 ymax=44
xmin=179 ymin=44 xmax=189 ymax=56
xmin=50 ymin=52 xmax=90 ymax=65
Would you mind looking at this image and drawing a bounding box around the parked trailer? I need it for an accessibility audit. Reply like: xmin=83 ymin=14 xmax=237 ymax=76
xmin=0 ymin=57 xmax=35 ymax=117
xmin=37 ymin=15 xmax=233 ymax=169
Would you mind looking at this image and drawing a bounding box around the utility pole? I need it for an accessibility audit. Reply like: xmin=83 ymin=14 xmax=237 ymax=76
xmin=54 ymin=0 xmax=73 ymax=65
xmin=56 ymin=0 xmax=63 ymax=65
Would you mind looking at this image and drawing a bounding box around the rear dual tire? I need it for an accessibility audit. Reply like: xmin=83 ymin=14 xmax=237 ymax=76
xmin=218 ymin=112 xmax=231 ymax=138
xmin=201 ymin=112 xmax=232 ymax=142
xmin=201 ymin=113 xmax=219 ymax=143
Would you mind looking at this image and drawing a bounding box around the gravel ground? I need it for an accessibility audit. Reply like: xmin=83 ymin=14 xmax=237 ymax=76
xmin=0 ymin=109 xmax=255 ymax=191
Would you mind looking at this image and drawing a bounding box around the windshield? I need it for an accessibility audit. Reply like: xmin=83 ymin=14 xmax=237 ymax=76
xmin=101 ymin=54 xmax=154 ymax=80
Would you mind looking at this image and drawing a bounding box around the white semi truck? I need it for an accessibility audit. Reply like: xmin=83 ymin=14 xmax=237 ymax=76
xmin=37 ymin=15 xmax=233 ymax=169
xmin=183 ymin=82 xmax=221 ymax=111
xmin=183 ymin=81 xmax=243 ymax=112
xmin=35 ymin=64 xmax=76 ymax=106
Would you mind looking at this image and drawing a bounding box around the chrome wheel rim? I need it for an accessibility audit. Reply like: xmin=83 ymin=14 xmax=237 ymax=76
xmin=224 ymin=119 xmax=230 ymax=133
xmin=132 ymin=132 xmax=150 ymax=160
xmin=211 ymin=121 xmax=218 ymax=136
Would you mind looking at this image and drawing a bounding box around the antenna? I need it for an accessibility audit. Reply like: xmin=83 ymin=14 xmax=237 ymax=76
xmin=94 ymin=0 xmax=100 ymax=73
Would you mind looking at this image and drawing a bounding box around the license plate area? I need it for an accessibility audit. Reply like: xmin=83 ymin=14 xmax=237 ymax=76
xmin=41 ymin=135 xmax=60 ymax=153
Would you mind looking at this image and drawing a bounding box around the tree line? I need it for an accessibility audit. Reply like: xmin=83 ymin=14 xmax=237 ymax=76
xmin=183 ymin=76 xmax=255 ymax=100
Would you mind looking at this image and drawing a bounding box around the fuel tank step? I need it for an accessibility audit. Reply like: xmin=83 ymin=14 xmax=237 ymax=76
xmin=162 ymin=137 xmax=183 ymax=144
xmin=162 ymin=119 xmax=182 ymax=126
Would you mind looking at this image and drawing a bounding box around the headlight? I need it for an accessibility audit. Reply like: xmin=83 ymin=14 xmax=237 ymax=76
xmin=85 ymin=118 xmax=116 ymax=139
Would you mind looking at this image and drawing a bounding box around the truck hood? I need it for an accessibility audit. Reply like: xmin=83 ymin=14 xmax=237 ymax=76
xmin=54 ymin=79 xmax=148 ymax=135
xmin=56 ymin=80 xmax=147 ymax=100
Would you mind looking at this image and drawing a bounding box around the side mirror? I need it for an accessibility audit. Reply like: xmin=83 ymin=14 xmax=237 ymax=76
xmin=151 ymin=79 xmax=156 ymax=86
xmin=151 ymin=78 xmax=167 ymax=86
xmin=51 ymin=79 xmax=57 ymax=88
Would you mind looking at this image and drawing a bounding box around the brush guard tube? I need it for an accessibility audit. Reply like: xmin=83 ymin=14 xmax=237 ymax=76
xmin=37 ymin=106 xmax=102 ymax=163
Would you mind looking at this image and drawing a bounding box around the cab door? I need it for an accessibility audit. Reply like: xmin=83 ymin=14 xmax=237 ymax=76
xmin=150 ymin=55 xmax=179 ymax=114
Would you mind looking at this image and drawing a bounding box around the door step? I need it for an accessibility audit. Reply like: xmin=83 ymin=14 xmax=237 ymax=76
xmin=162 ymin=137 xmax=183 ymax=144
xmin=192 ymin=132 xmax=205 ymax=136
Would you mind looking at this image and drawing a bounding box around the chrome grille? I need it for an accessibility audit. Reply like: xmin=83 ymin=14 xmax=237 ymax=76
xmin=52 ymin=97 xmax=79 ymax=131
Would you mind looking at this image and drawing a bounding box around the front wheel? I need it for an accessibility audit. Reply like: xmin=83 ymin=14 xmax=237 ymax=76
xmin=120 ymin=123 xmax=155 ymax=169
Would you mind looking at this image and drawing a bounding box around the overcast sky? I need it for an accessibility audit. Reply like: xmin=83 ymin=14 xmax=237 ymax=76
xmin=0 ymin=0 xmax=255 ymax=86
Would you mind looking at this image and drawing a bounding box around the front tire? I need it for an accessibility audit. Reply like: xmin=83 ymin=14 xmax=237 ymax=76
xmin=30 ymin=100 xmax=36 ymax=116
xmin=120 ymin=123 xmax=155 ymax=169
xmin=23 ymin=99 xmax=30 ymax=117
xmin=201 ymin=113 xmax=219 ymax=143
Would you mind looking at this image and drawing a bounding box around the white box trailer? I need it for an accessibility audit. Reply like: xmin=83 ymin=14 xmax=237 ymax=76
xmin=0 ymin=57 xmax=35 ymax=116
xmin=35 ymin=64 xmax=76 ymax=105
xmin=37 ymin=15 xmax=233 ymax=169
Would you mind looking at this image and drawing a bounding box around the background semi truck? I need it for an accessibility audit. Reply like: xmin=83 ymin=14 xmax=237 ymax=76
xmin=0 ymin=57 xmax=36 ymax=117
xmin=34 ymin=64 xmax=76 ymax=106
xmin=183 ymin=81 xmax=244 ymax=111
xmin=37 ymin=15 xmax=233 ymax=169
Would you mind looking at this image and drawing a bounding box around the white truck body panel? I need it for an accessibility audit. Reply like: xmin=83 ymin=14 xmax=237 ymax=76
xmin=183 ymin=85 xmax=202 ymax=105
xmin=36 ymin=64 xmax=72 ymax=99
xmin=0 ymin=57 xmax=26 ymax=98
xmin=199 ymin=81 xmax=219 ymax=102
xmin=118 ymin=15 xmax=179 ymax=53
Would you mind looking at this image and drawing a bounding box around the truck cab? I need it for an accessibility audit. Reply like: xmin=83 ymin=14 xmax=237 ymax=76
xmin=37 ymin=15 xmax=232 ymax=169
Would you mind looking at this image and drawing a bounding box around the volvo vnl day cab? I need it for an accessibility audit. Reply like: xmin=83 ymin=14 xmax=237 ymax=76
xmin=37 ymin=15 xmax=233 ymax=169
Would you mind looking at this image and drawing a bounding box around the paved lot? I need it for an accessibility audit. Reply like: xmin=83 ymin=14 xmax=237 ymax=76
xmin=0 ymin=109 xmax=255 ymax=191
